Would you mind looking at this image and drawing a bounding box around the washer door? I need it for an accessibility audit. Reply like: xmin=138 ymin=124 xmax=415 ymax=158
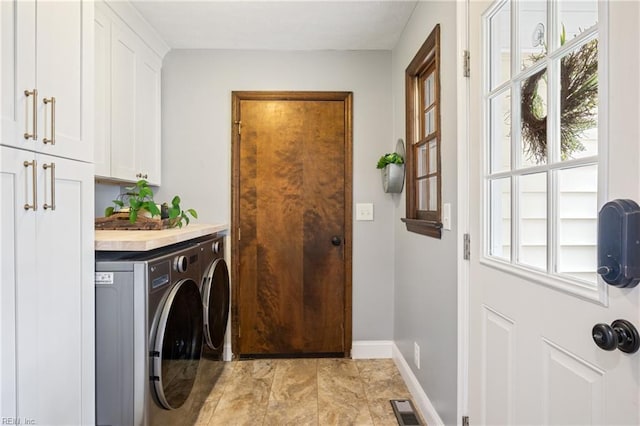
xmin=202 ymin=258 xmax=230 ymax=350
xmin=151 ymin=279 xmax=203 ymax=410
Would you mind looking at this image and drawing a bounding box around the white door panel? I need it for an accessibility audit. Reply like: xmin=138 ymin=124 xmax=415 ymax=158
xmin=36 ymin=0 xmax=92 ymax=161
xmin=1 ymin=0 xmax=36 ymax=151
xmin=469 ymin=1 xmax=639 ymax=425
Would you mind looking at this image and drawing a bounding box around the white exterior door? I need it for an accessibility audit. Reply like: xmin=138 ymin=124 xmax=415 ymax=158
xmin=468 ymin=1 xmax=640 ymax=425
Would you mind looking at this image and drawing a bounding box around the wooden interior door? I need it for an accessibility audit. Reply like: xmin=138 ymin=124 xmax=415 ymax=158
xmin=232 ymin=92 xmax=353 ymax=356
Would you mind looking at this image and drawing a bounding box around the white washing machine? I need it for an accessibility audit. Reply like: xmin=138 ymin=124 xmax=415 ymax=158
xmin=95 ymin=242 xmax=204 ymax=426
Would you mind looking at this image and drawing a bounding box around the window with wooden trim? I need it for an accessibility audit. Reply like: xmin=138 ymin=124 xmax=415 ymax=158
xmin=402 ymin=25 xmax=442 ymax=238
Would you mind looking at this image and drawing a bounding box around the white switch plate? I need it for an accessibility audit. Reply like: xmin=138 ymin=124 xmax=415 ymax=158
xmin=356 ymin=203 xmax=374 ymax=221
xmin=443 ymin=203 xmax=451 ymax=230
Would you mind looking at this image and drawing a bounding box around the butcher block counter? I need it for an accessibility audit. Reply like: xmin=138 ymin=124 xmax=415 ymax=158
xmin=95 ymin=223 xmax=227 ymax=251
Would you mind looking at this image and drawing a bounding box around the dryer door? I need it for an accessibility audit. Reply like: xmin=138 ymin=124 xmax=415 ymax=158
xmin=151 ymin=279 xmax=203 ymax=410
xmin=202 ymin=258 xmax=230 ymax=350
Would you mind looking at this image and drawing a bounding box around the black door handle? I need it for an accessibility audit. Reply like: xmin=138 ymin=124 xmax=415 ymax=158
xmin=331 ymin=236 xmax=342 ymax=246
xmin=592 ymin=319 xmax=640 ymax=353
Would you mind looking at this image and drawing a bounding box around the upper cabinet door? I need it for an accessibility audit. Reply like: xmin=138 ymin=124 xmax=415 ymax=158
xmin=1 ymin=0 xmax=36 ymax=152
xmin=109 ymin=21 xmax=139 ymax=181
xmin=136 ymin=48 xmax=162 ymax=185
xmin=36 ymin=0 xmax=93 ymax=162
xmin=94 ymin=4 xmax=111 ymax=176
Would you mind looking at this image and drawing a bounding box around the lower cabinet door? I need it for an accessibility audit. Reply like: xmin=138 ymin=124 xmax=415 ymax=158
xmin=7 ymin=150 xmax=95 ymax=425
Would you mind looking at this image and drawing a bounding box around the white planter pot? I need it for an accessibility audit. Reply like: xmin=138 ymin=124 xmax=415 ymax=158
xmin=381 ymin=163 xmax=405 ymax=193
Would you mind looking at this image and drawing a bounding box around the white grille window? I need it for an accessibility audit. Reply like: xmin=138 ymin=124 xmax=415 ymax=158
xmin=483 ymin=0 xmax=600 ymax=293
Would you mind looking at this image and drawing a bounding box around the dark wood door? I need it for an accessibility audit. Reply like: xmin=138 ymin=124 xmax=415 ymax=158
xmin=232 ymin=91 xmax=352 ymax=356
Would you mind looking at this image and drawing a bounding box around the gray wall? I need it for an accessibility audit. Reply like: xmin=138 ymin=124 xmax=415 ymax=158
xmin=158 ymin=49 xmax=396 ymax=341
xmin=391 ymin=2 xmax=459 ymax=425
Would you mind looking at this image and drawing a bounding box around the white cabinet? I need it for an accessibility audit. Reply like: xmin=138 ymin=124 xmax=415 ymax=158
xmin=0 ymin=145 xmax=94 ymax=424
xmin=94 ymin=1 xmax=165 ymax=186
xmin=0 ymin=0 xmax=93 ymax=162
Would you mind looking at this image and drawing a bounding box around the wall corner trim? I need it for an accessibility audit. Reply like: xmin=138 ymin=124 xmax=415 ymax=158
xmin=351 ymin=340 xmax=393 ymax=359
xmin=392 ymin=343 xmax=445 ymax=426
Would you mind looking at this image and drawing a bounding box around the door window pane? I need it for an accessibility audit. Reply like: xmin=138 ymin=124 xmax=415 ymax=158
xmin=558 ymin=1 xmax=598 ymax=46
xmin=560 ymin=39 xmax=598 ymax=161
xmin=518 ymin=173 xmax=547 ymax=270
xmin=490 ymin=178 xmax=511 ymax=261
xmin=557 ymin=165 xmax=598 ymax=283
xmin=490 ymin=89 xmax=511 ymax=173
xmin=490 ymin=2 xmax=511 ymax=89
xmin=521 ymin=68 xmax=547 ymax=166
xmin=519 ymin=0 xmax=547 ymax=69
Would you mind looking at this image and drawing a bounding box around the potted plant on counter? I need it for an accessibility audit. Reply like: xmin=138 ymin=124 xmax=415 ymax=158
xmin=98 ymin=180 xmax=198 ymax=230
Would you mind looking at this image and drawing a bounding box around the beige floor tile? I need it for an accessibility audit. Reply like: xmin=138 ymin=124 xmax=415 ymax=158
xmin=270 ymin=358 xmax=317 ymax=401
xmin=207 ymin=360 xmax=277 ymax=425
xmin=263 ymin=398 xmax=319 ymax=425
xmin=317 ymin=359 xmax=373 ymax=425
xmin=356 ymin=359 xmax=411 ymax=400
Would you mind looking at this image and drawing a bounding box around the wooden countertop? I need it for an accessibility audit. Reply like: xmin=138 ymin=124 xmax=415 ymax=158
xmin=95 ymin=223 xmax=228 ymax=251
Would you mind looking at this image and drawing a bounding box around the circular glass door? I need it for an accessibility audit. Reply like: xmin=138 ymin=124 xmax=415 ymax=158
xmin=202 ymin=259 xmax=230 ymax=350
xmin=151 ymin=279 xmax=203 ymax=410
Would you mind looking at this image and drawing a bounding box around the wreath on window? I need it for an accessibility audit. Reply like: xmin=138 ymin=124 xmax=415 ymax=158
xmin=521 ymin=36 xmax=598 ymax=162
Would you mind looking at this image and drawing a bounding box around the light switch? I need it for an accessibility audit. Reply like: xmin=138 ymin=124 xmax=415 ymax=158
xmin=443 ymin=203 xmax=451 ymax=230
xmin=356 ymin=203 xmax=374 ymax=221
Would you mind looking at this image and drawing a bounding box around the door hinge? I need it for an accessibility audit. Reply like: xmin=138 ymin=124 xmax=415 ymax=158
xmin=234 ymin=120 xmax=242 ymax=135
xmin=463 ymin=233 xmax=470 ymax=260
xmin=238 ymin=227 xmax=241 ymax=241
xmin=463 ymin=50 xmax=470 ymax=78
xmin=462 ymin=415 xmax=470 ymax=426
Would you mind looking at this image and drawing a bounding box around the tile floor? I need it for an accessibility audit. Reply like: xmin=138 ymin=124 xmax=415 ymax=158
xmin=193 ymin=358 xmax=421 ymax=425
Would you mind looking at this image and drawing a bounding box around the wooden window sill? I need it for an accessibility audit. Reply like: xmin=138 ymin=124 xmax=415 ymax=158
xmin=401 ymin=218 xmax=442 ymax=238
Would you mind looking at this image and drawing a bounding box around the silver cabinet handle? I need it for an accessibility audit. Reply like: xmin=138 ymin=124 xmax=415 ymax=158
xmin=24 ymin=89 xmax=38 ymax=140
xmin=43 ymin=97 xmax=56 ymax=145
xmin=43 ymin=162 xmax=56 ymax=211
xmin=135 ymin=173 xmax=148 ymax=180
xmin=23 ymin=160 xmax=37 ymax=211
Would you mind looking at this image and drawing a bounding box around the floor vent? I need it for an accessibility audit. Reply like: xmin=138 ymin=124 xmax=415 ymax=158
xmin=390 ymin=399 xmax=422 ymax=426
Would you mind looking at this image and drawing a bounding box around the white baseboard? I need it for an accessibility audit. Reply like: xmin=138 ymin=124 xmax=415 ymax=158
xmin=351 ymin=340 xmax=393 ymax=359
xmin=392 ymin=343 xmax=445 ymax=426
xmin=223 ymin=343 xmax=233 ymax=361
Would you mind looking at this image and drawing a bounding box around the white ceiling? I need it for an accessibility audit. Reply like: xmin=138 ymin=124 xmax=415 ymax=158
xmin=130 ymin=1 xmax=418 ymax=50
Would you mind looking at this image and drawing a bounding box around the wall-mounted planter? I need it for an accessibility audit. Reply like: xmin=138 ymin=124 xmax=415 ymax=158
xmin=382 ymin=163 xmax=405 ymax=193
xmin=380 ymin=139 xmax=406 ymax=193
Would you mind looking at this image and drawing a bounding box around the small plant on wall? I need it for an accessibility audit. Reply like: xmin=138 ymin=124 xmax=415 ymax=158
xmin=376 ymin=152 xmax=405 ymax=169
xmin=376 ymin=150 xmax=405 ymax=194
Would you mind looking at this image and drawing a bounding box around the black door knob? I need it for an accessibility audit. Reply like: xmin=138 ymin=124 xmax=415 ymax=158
xmin=331 ymin=236 xmax=342 ymax=246
xmin=592 ymin=319 xmax=640 ymax=354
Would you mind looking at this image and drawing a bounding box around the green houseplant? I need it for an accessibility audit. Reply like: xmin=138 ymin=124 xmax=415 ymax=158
xmin=376 ymin=152 xmax=405 ymax=169
xmin=104 ymin=180 xmax=197 ymax=228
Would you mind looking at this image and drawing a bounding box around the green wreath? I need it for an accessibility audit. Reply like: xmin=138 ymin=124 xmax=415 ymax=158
xmin=521 ymin=36 xmax=598 ymax=162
